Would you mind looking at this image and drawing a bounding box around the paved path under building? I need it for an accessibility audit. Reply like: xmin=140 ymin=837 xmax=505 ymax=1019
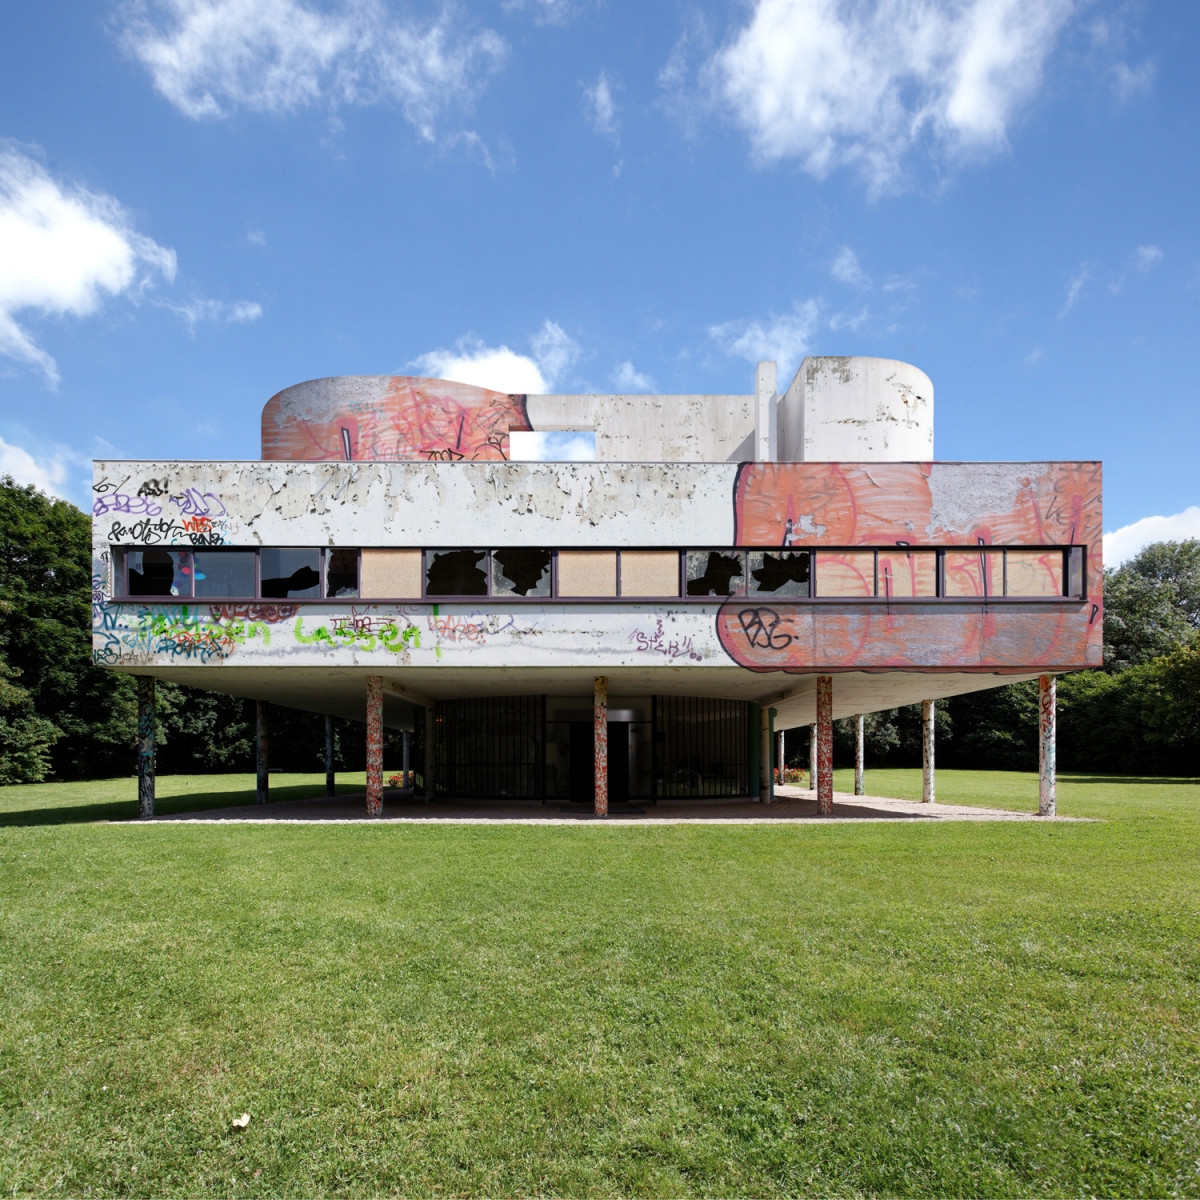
xmin=144 ymin=784 xmax=1082 ymax=824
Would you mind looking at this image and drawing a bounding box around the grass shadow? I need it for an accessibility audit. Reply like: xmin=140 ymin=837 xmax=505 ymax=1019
xmin=0 ymin=784 xmax=365 ymax=828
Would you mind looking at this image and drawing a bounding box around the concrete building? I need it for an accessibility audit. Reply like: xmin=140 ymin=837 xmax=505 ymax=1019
xmin=92 ymin=356 xmax=1101 ymax=817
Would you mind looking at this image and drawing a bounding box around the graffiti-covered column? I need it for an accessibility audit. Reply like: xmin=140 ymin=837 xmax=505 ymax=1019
xmin=594 ymin=676 xmax=608 ymax=817
xmin=256 ymin=701 xmax=269 ymax=805
xmin=922 ymin=700 xmax=936 ymax=804
xmin=325 ymin=714 xmax=335 ymax=797
xmin=855 ymin=714 xmax=865 ymax=796
xmin=136 ymin=676 xmax=155 ymax=818
xmin=809 ymin=724 xmax=817 ymax=791
xmin=1039 ymin=675 xmax=1057 ymax=817
xmin=365 ymin=676 xmax=383 ymax=817
xmin=816 ymin=677 xmax=833 ymax=816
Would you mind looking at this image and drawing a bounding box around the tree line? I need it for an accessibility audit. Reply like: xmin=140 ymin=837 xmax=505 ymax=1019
xmin=0 ymin=476 xmax=1196 ymax=783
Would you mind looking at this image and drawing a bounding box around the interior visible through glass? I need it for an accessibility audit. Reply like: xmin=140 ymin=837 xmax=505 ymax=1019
xmin=426 ymin=550 xmax=488 ymax=596
xmin=748 ymin=550 xmax=810 ymax=596
xmin=260 ymin=548 xmax=321 ymax=598
xmin=326 ymin=549 xmax=359 ymax=597
xmin=686 ymin=550 xmax=745 ymax=596
xmin=492 ymin=548 xmax=551 ymax=596
xmin=193 ymin=551 xmax=256 ymax=598
xmin=127 ymin=549 xmax=194 ymax=597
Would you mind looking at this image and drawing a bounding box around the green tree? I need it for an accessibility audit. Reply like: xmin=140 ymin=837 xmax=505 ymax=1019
xmin=0 ymin=654 xmax=60 ymax=783
xmin=1104 ymin=539 xmax=1200 ymax=670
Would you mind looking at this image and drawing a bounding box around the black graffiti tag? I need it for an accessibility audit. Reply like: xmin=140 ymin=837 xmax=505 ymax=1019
xmin=738 ymin=607 xmax=792 ymax=650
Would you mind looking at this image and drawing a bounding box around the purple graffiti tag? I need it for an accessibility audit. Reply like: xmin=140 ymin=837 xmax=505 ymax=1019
xmin=169 ymin=488 xmax=227 ymax=517
xmin=93 ymin=493 xmax=162 ymax=517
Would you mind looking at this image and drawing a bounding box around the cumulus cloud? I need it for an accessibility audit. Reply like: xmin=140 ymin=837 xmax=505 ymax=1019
xmin=709 ymin=299 xmax=819 ymax=380
xmin=708 ymin=0 xmax=1075 ymax=190
xmin=830 ymin=246 xmax=868 ymax=287
xmin=0 ymin=435 xmax=71 ymax=498
xmin=501 ymin=0 xmax=579 ymax=25
xmin=158 ymin=297 xmax=263 ymax=331
xmin=583 ymin=71 xmax=618 ymax=138
xmin=412 ymin=319 xmax=581 ymax=393
xmin=1133 ymin=244 xmax=1162 ymax=272
xmin=1104 ymin=507 xmax=1200 ymax=567
xmin=0 ymin=145 xmax=176 ymax=385
xmin=1060 ymin=264 xmax=1089 ymax=317
xmin=118 ymin=0 xmax=506 ymax=139
xmin=612 ymin=361 xmax=656 ymax=392
xmin=509 ymin=430 xmax=596 ymax=461
xmin=1113 ymin=60 xmax=1154 ymax=103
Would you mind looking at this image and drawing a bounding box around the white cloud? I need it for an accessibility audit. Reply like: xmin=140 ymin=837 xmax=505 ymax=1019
xmin=160 ymin=297 xmax=263 ymax=331
xmin=709 ymin=299 xmax=819 ymax=380
xmin=710 ymin=0 xmax=1075 ymax=191
xmin=1023 ymin=346 xmax=1044 ymax=366
xmin=0 ymin=145 xmax=176 ymax=385
xmin=828 ymin=305 xmax=870 ymax=333
xmin=501 ymin=0 xmax=579 ymax=26
xmin=118 ymin=0 xmax=506 ymax=139
xmin=584 ymin=71 xmax=618 ymax=138
xmin=1113 ymin=60 xmax=1154 ymax=103
xmin=612 ymin=361 xmax=656 ymax=392
xmin=1133 ymin=244 xmax=1162 ymax=272
xmin=830 ymin=246 xmax=868 ymax=288
xmin=509 ymin=430 xmax=596 ymax=461
xmin=1104 ymin=507 xmax=1200 ymax=567
xmin=1060 ymin=264 xmax=1089 ymax=317
xmin=0 ymin=435 xmax=70 ymax=498
xmin=412 ymin=319 xmax=581 ymax=393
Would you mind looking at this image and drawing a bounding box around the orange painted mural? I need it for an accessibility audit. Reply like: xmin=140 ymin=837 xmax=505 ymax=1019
xmin=717 ymin=461 xmax=1103 ymax=674
xmin=261 ymin=375 xmax=531 ymax=462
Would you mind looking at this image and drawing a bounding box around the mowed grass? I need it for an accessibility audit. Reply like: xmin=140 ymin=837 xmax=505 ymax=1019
xmin=1 ymin=773 xmax=1198 ymax=1196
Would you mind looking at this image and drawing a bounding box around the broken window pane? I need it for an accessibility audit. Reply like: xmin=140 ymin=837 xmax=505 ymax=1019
xmin=127 ymin=549 xmax=193 ymax=597
xmin=686 ymin=550 xmax=745 ymax=596
xmin=261 ymin=548 xmax=321 ymax=599
xmin=492 ymin=548 xmax=552 ymax=597
xmin=747 ymin=550 xmax=810 ymax=596
xmin=426 ymin=549 xmax=488 ymax=596
xmin=326 ymin=549 xmax=359 ymax=598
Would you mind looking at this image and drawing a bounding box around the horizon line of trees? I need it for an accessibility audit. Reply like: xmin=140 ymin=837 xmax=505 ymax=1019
xmin=0 ymin=476 xmax=1196 ymax=784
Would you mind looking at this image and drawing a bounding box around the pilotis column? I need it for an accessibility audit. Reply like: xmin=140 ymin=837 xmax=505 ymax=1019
xmin=136 ymin=676 xmax=155 ymax=818
xmin=855 ymin=714 xmax=865 ymax=796
xmin=256 ymin=701 xmax=268 ymax=805
xmin=365 ymin=676 xmax=383 ymax=817
xmin=402 ymin=729 xmax=410 ymax=789
xmin=809 ymin=723 xmax=817 ymax=791
xmin=816 ymin=676 xmax=833 ymax=816
xmin=778 ymin=726 xmax=786 ymax=785
xmin=594 ymin=676 xmax=608 ymax=816
xmin=1039 ymin=675 xmax=1056 ymax=817
xmin=921 ymin=699 xmax=936 ymax=804
xmin=325 ymin=714 xmax=335 ymax=797
xmin=759 ymin=706 xmax=771 ymax=803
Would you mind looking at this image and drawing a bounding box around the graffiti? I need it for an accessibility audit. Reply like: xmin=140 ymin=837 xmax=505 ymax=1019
xmin=628 ymin=620 xmax=704 ymax=661
xmin=427 ymin=610 xmax=517 ymax=644
xmin=108 ymin=517 xmax=188 ymax=545
xmin=182 ymin=515 xmax=212 ymax=533
xmin=137 ymin=478 xmax=169 ymax=498
xmin=93 ymin=474 xmax=129 ymax=495
xmin=294 ymin=616 xmax=420 ymax=653
xmin=736 ymin=608 xmax=793 ymax=651
xmin=127 ymin=608 xmax=272 ymax=661
xmin=260 ymin=375 xmax=531 ymax=463
xmin=716 ymin=461 xmax=1104 ymax=674
xmin=169 ymin=488 xmax=226 ymax=517
xmin=208 ymin=603 xmax=299 ymax=624
xmin=93 ymin=493 xmax=161 ymax=517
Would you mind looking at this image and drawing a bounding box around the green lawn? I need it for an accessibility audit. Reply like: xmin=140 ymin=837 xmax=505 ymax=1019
xmin=2 ymin=772 xmax=1198 ymax=1196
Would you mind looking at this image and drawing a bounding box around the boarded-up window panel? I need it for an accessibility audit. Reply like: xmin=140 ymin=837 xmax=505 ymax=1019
xmin=1006 ymin=549 xmax=1064 ymax=597
xmin=816 ymin=551 xmax=875 ymax=597
xmin=877 ymin=551 xmax=937 ymax=598
xmin=620 ymin=551 xmax=679 ymax=597
xmin=944 ymin=550 xmax=1003 ymax=598
xmin=558 ymin=551 xmax=617 ymax=597
xmin=361 ymin=549 xmax=423 ymax=598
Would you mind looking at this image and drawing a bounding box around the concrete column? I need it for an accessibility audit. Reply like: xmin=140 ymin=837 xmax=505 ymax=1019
xmin=759 ymin=706 xmax=771 ymax=802
xmin=854 ymin=714 xmax=865 ymax=796
xmin=365 ymin=676 xmax=383 ymax=817
xmin=256 ymin=700 xmax=268 ymax=805
xmin=424 ymin=705 xmax=436 ymax=800
xmin=778 ymin=726 xmax=786 ymax=784
xmin=325 ymin=714 xmax=335 ymax=796
xmin=402 ymin=729 xmax=410 ymax=789
xmin=816 ymin=676 xmax=833 ymax=815
xmin=1039 ymin=675 xmax=1056 ymax=817
xmin=136 ymin=676 xmax=155 ymax=818
xmin=594 ymin=676 xmax=608 ymax=817
xmin=921 ymin=699 xmax=936 ymax=804
xmin=809 ymin=723 xmax=817 ymax=791
xmin=755 ymin=360 xmax=777 ymax=462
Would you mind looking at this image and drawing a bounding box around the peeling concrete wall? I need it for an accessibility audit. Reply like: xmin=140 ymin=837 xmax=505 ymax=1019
xmin=779 ymin=357 xmax=934 ymax=462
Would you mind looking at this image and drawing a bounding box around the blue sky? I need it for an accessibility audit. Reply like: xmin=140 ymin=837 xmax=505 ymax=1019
xmin=0 ymin=0 xmax=1197 ymax=561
